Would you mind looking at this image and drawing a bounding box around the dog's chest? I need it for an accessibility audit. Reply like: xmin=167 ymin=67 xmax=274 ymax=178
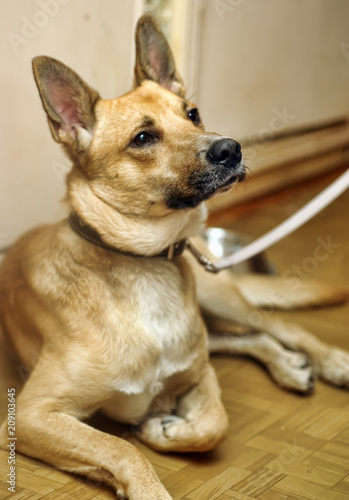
xmin=103 ymin=258 xmax=204 ymax=403
xmin=132 ymin=269 xmax=194 ymax=345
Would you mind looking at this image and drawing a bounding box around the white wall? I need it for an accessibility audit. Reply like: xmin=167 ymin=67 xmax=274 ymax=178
xmin=197 ymin=0 xmax=349 ymax=139
xmin=0 ymin=0 xmax=140 ymax=249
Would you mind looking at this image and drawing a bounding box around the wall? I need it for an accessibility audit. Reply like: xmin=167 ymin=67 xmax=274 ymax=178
xmin=196 ymin=0 xmax=349 ymax=140
xmin=0 ymin=0 xmax=140 ymax=248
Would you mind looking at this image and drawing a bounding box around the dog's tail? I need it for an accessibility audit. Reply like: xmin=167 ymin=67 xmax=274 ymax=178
xmin=233 ymin=274 xmax=349 ymax=310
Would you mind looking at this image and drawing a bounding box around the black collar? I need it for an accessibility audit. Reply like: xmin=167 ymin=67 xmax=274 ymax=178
xmin=68 ymin=212 xmax=187 ymax=260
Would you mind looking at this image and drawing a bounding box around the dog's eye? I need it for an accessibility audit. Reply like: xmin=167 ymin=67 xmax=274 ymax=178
xmin=132 ymin=132 xmax=156 ymax=147
xmin=188 ymin=108 xmax=200 ymax=125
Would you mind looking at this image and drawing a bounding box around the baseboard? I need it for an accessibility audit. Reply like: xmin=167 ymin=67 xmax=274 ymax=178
xmin=207 ymin=117 xmax=349 ymax=212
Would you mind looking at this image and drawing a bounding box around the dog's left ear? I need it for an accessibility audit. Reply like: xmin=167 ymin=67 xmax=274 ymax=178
xmin=32 ymin=56 xmax=100 ymax=155
xmin=134 ymin=15 xmax=185 ymax=97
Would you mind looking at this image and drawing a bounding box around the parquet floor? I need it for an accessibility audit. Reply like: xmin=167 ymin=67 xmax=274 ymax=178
xmin=0 ymin=169 xmax=348 ymax=499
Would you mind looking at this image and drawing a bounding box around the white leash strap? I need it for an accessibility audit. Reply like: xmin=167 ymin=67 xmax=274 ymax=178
xmin=188 ymin=169 xmax=349 ymax=273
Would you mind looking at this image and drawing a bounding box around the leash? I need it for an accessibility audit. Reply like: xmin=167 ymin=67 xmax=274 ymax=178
xmin=187 ymin=169 xmax=349 ymax=273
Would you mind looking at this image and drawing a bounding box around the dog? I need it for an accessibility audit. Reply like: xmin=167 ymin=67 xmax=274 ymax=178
xmin=0 ymin=14 xmax=348 ymax=499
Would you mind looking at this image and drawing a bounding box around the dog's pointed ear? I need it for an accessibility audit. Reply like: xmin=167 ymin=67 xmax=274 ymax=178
xmin=134 ymin=15 xmax=185 ymax=97
xmin=32 ymin=56 xmax=100 ymax=154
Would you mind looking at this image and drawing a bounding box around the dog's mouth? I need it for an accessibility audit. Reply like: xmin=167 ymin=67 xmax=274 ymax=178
xmin=166 ymin=162 xmax=245 ymax=210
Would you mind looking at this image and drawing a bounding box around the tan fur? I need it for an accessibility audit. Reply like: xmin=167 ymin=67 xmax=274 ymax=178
xmin=188 ymin=236 xmax=349 ymax=389
xmin=0 ymin=14 xmax=348 ymax=500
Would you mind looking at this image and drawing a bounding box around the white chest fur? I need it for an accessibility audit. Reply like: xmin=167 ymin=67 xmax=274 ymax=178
xmin=101 ymin=257 xmax=204 ymax=424
xmin=136 ymin=268 xmax=200 ymax=371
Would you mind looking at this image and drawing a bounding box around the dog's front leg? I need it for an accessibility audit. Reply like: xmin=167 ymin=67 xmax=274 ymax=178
xmin=0 ymin=366 xmax=171 ymax=499
xmin=138 ymin=362 xmax=228 ymax=453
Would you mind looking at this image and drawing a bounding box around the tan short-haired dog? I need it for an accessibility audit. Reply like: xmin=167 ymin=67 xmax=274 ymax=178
xmin=0 ymin=15 xmax=348 ymax=499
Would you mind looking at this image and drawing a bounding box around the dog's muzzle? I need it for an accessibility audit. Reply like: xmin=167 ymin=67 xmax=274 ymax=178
xmin=167 ymin=137 xmax=245 ymax=210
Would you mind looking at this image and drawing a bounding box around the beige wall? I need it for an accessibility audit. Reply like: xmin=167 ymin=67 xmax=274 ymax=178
xmin=197 ymin=0 xmax=349 ymax=139
xmin=0 ymin=0 xmax=140 ymax=248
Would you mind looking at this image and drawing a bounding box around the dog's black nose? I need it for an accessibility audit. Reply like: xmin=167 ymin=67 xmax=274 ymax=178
xmin=207 ymin=138 xmax=242 ymax=168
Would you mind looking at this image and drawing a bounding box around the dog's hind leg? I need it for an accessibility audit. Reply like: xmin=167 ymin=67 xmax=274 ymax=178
xmin=187 ymin=249 xmax=349 ymax=389
xmin=209 ymin=332 xmax=314 ymax=392
xmin=188 ymin=236 xmax=349 ymax=311
xmin=232 ymin=274 xmax=349 ymax=310
xmin=138 ymin=362 xmax=229 ymax=453
xmin=206 ymin=305 xmax=349 ymax=389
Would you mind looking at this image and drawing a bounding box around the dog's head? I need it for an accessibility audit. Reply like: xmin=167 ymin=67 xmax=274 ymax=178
xmin=32 ymin=15 xmax=244 ymax=222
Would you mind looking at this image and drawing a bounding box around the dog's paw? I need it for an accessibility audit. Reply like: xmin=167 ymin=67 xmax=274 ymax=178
xmin=267 ymin=351 xmax=315 ymax=393
xmin=138 ymin=415 xmax=185 ymax=449
xmin=125 ymin=473 xmax=173 ymax=500
xmin=115 ymin=489 xmax=127 ymax=500
xmin=317 ymin=347 xmax=349 ymax=388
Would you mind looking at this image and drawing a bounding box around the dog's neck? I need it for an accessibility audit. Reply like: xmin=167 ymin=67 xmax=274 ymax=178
xmin=68 ymin=211 xmax=188 ymax=259
xmin=68 ymin=175 xmax=207 ymax=257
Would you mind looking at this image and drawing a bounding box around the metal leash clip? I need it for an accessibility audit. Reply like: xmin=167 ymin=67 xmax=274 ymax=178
xmin=185 ymin=240 xmax=219 ymax=273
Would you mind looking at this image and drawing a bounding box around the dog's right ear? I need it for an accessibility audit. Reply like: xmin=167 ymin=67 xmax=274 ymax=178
xmin=32 ymin=56 xmax=100 ymax=154
xmin=134 ymin=15 xmax=185 ymax=97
